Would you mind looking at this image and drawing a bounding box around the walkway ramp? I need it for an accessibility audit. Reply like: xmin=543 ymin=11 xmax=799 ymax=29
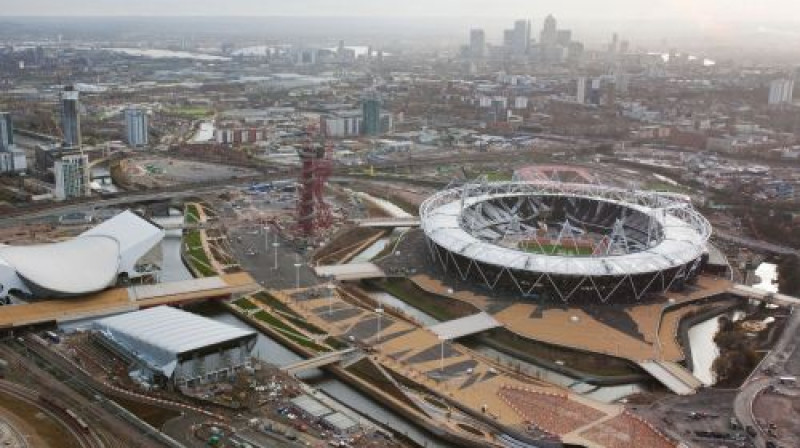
xmin=638 ymin=360 xmax=701 ymax=395
xmin=353 ymin=217 xmax=420 ymax=228
xmin=427 ymin=312 xmax=502 ymax=340
xmin=314 ymin=263 xmax=386 ymax=281
xmin=281 ymin=348 xmax=361 ymax=374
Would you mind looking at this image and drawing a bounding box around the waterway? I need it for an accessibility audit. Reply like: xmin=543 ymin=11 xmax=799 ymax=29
xmin=150 ymin=209 xmax=194 ymax=282
xmin=206 ymin=309 xmax=452 ymax=448
xmin=688 ymin=317 xmax=721 ymax=385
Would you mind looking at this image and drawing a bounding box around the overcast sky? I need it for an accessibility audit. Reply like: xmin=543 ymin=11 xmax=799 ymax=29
xmin=3 ymin=0 xmax=800 ymax=23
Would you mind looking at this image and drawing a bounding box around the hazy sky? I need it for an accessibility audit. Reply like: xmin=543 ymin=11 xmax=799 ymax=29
xmin=2 ymin=0 xmax=800 ymax=23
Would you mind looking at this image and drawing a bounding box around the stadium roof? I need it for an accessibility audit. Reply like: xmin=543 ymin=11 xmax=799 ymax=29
xmin=93 ymin=305 xmax=256 ymax=377
xmin=421 ymin=184 xmax=710 ymax=277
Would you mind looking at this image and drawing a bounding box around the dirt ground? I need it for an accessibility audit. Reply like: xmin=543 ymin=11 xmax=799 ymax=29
xmin=752 ymin=390 xmax=800 ymax=448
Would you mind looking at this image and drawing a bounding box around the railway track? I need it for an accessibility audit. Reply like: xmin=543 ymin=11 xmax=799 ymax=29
xmin=0 ymin=379 xmax=99 ymax=448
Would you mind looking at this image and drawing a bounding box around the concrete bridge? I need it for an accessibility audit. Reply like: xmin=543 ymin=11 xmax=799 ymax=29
xmin=352 ymin=217 xmax=420 ymax=229
xmin=280 ymin=348 xmax=363 ymax=374
xmin=160 ymin=221 xmax=221 ymax=231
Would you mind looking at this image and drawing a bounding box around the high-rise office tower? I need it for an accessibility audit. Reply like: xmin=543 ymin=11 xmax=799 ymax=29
xmin=576 ymin=77 xmax=588 ymax=104
xmin=619 ymin=40 xmax=630 ymax=54
xmin=469 ymin=29 xmax=486 ymax=59
xmin=768 ymin=79 xmax=795 ymax=105
xmin=511 ymin=20 xmax=530 ymax=55
xmin=0 ymin=112 xmax=13 ymax=152
xmin=362 ymin=91 xmax=382 ymax=136
xmin=540 ymin=15 xmax=558 ymax=47
xmin=556 ymin=30 xmax=572 ymax=46
xmin=609 ymin=33 xmax=619 ymax=54
xmin=0 ymin=112 xmax=26 ymax=173
xmin=124 ymin=107 xmax=149 ymax=147
xmin=54 ymin=153 xmax=90 ymax=200
xmin=61 ymin=86 xmax=81 ymax=147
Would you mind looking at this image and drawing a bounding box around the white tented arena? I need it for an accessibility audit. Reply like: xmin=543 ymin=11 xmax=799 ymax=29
xmin=0 ymin=210 xmax=164 ymax=300
xmin=93 ymin=305 xmax=257 ymax=386
xmin=420 ymin=181 xmax=712 ymax=303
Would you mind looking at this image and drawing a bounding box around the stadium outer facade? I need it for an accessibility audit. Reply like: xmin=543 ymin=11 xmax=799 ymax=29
xmin=419 ymin=181 xmax=712 ymax=304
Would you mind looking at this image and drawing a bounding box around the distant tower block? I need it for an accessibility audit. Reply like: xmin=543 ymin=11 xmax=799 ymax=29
xmin=296 ymin=135 xmax=333 ymax=238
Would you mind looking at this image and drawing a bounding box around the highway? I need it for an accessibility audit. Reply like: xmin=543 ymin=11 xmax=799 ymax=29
xmin=733 ymin=307 xmax=800 ymax=448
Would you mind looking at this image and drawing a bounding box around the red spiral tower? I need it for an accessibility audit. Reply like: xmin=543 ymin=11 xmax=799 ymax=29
xmin=296 ymin=130 xmax=333 ymax=238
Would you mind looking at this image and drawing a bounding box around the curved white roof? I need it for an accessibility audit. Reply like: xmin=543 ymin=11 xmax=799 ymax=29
xmin=0 ymin=236 xmax=120 ymax=294
xmin=421 ymin=182 xmax=710 ymax=277
xmin=0 ymin=210 xmax=164 ymax=298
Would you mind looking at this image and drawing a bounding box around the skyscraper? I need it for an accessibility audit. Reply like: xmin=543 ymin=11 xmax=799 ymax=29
xmin=469 ymin=29 xmax=485 ymax=59
xmin=540 ymin=15 xmax=558 ymax=47
xmin=54 ymin=153 xmax=90 ymax=200
xmin=0 ymin=112 xmax=13 ymax=152
xmin=576 ymin=77 xmax=588 ymax=104
xmin=511 ymin=20 xmax=530 ymax=55
xmin=124 ymin=107 xmax=149 ymax=147
xmin=768 ymin=79 xmax=795 ymax=105
xmin=61 ymin=86 xmax=81 ymax=147
xmin=362 ymin=91 xmax=382 ymax=137
xmin=556 ymin=30 xmax=572 ymax=46
xmin=0 ymin=112 xmax=25 ymax=174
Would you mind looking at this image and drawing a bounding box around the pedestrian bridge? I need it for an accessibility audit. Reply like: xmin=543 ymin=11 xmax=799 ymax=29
xmin=314 ymin=263 xmax=386 ymax=281
xmin=427 ymin=312 xmax=502 ymax=340
xmin=280 ymin=348 xmax=363 ymax=374
xmin=352 ymin=217 xmax=420 ymax=228
xmin=638 ymin=360 xmax=702 ymax=395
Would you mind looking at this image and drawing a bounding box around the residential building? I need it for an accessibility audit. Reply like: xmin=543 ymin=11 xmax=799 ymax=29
xmin=123 ymin=107 xmax=149 ymax=147
xmin=61 ymin=86 xmax=81 ymax=147
xmin=469 ymin=29 xmax=485 ymax=59
xmin=769 ymin=79 xmax=794 ymax=105
xmin=54 ymin=153 xmax=90 ymax=200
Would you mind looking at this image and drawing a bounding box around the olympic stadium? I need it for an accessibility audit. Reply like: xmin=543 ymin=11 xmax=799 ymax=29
xmin=419 ymin=181 xmax=712 ymax=304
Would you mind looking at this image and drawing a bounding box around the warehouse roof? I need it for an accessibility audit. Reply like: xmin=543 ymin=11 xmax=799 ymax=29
xmin=93 ymin=306 xmax=256 ymax=377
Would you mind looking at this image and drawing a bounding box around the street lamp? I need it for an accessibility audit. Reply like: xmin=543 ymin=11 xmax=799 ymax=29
xmin=272 ymin=242 xmax=280 ymax=270
xmin=293 ymin=259 xmax=302 ymax=290
xmin=264 ymin=225 xmax=270 ymax=253
xmin=327 ymin=283 xmax=336 ymax=316
xmin=375 ymin=305 xmax=384 ymax=346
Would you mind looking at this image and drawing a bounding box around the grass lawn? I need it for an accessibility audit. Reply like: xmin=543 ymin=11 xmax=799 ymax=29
xmin=166 ymin=106 xmax=212 ymax=118
xmin=372 ymin=278 xmax=477 ymax=321
xmin=184 ymin=204 xmax=200 ymax=224
xmin=184 ymin=230 xmax=216 ymax=277
xmin=520 ymin=243 xmax=594 ymax=256
xmin=252 ymin=310 xmax=329 ymax=353
xmin=233 ymin=297 xmax=258 ymax=310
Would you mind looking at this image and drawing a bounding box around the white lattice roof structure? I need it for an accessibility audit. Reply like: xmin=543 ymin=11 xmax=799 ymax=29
xmin=419 ymin=181 xmax=711 ymax=303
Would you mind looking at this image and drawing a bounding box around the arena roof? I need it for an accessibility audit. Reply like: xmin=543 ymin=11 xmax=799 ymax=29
xmin=93 ymin=305 xmax=256 ymax=377
xmin=0 ymin=210 xmax=164 ymax=298
xmin=421 ymin=182 xmax=710 ymax=277
xmin=0 ymin=236 xmax=120 ymax=295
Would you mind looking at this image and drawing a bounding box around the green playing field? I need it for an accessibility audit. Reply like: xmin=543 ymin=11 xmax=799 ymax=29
xmin=519 ymin=242 xmax=594 ymax=256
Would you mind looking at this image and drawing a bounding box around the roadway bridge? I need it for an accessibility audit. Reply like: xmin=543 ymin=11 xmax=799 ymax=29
xmin=0 ymin=273 xmax=259 ymax=330
xmin=637 ymin=360 xmax=703 ymax=395
xmin=352 ymin=217 xmax=420 ymax=228
xmin=160 ymin=221 xmax=221 ymax=231
xmin=314 ymin=263 xmax=387 ymax=281
xmin=280 ymin=348 xmax=363 ymax=374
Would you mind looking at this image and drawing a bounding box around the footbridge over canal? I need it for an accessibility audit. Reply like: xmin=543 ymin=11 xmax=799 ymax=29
xmin=280 ymin=348 xmax=364 ymax=374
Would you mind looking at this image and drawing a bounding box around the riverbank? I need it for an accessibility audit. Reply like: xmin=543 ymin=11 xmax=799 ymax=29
xmin=220 ymin=299 xmax=502 ymax=447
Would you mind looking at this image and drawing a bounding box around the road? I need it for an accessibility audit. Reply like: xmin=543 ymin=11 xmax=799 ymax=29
xmin=229 ymin=225 xmax=321 ymax=290
xmin=714 ymin=230 xmax=800 ymax=257
xmin=733 ymin=307 xmax=800 ymax=448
